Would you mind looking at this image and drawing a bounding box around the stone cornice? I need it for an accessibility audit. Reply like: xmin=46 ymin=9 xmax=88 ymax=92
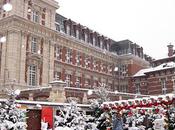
xmin=40 ymin=0 xmax=59 ymax=9
xmin=119 ymin=54 xmax=150 ymax=67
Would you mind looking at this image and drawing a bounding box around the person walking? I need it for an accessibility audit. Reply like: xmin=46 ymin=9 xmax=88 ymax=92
xmin=112 ymin=111 xmax=123 ymax=130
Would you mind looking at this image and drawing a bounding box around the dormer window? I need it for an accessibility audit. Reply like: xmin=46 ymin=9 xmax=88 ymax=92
xmin=66 ymin=25 xmax=71 ymax=35
xmin=55 ymin=22 xmax=60 ymax=31
xmin=107 ymin=43 xmax=109 ymax=50
xmin=84 ymin=33 xmax=88 ymax=43
xmin=93 ymin=37 xmax=96 ymax=46
xmin=76 ymin=29 xmax=79 ymax=39
xmin=100 ymin=40 xmax=103 ymax=48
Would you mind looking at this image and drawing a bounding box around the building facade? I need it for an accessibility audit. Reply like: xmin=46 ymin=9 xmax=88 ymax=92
xmin=132 ymin=44 xmax=175 ymax=95
xmin=0 ymin=0 xmax=150 ymax=103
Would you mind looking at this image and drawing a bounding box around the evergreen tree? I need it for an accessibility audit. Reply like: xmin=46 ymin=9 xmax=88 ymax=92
xmin=0 ymin=89 xmax=27 ymax=130
xmin=89 ymin=85 xmax=112 ymax=130
xmin=55 ymin=100 xmax=87 ymax=130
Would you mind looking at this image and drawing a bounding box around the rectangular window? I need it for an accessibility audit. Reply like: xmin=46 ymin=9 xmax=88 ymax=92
xmin=108 ymin=83 xmax=112 ymax=90
xmin=76 ymin=30 xmax=79 ymax=39
xmin=119 ymin=64 xmax=127 ymax=77
xmin=85 ymin=79 xmax=90 ymax=87
xmin=76 ymin=52 xmax=81 ymax=66
xmin=32 ymin=10 xmax=39 ymax=23
xmin=100 ymin=64 xmax=104 ymax=72
xmin=122 ymin=85 xmax=127 ymax=93
xmin=93 ymin=60 xmax=98 ymax=71
xmin=31 ymin=37 xmax=37 ymax=53
xmin=55 ymin=22 xmax=60 ymax=31
xmin=160 ymin=78 xmax=167 ymax=94
xmin=85 ymin=56 xmax=90 ymax=69
xmin=54 ymin=71 xmax=61 ymax=80
xmin=135 ymin=83 xmax=140 ymax=94
xmin=66 ymin=25 xmax=71 ymax=35
xmin=66 ymin=48 xmax=72 ymax=64
xmin=94 ymin=80 xmax=98 ymax=87
xmin=66 ymin=74 xmax=71 ymax=87
xmin=93 ymin=37 xmax=96 ymax=46
xmin=55 ymin=45 xmax=62 ymax=61
xmin=84 ymin=33 xmax=88 ymax=43
xmin=108 ymin=65 xmax=113 ymax=74
xmin=75 ymin=77 xmax=81 ymax=87
xmin=29 ymin=65 xmax=37 ymax=86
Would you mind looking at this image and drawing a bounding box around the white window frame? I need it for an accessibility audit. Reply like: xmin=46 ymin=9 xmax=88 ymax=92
xmin=32 ymin=10 xmax=39 ymax=23
xmin=135 ymin=83 xmax=140 ymax=94
xmin=75 ymin=77 xmax=81 ymax=87
xmin=76 ymin=52 xmax=81 ymax=66
xmin=85 ymin=56 xmax=90 ymax=68
xmin=93 ymin=60 xmax=98 ymax=71
xmin=56 ymin=46 xmax=62 ymax=61
xmin=160 ymin=78 xmax=167 ymax=94
xmin=31 ymin=37 xmax=37 ymax=53
xmin=54 ymin=71 xmax=61 ymax=80
xmin=29 ymin=65 xmax=37 ymax=86
xmin=66 ymin=74 xmax=71 ymax=87
xmin=66 ymin=48 xmax=72 ymax=64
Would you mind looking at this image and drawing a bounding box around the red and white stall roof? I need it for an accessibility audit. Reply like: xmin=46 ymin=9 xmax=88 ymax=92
xmin=102 ymin=93 xmax=175 ymax=111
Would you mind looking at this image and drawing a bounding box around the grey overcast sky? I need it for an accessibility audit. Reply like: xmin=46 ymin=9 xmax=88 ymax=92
xmin=56 ymin=0 xmax=175 ymax=59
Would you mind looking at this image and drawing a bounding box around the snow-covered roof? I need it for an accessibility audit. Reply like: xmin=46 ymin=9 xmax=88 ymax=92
xmin=103 ymin=93 xmax=175 ymax=105
xmin=49 ymin=80 xmax=66 ymax=84
xmin=133 ymin=68 xmax=151 ymax=77
xmin=133 ymin=61 xmax=175 ymax=77
xmin=0 ymin=99 xmax=90 ymax=108
xmin=153 ymin=55 xmax=175 ymax=62
xmin=20 ymin=86 xmax=51 ymax=92
xmin=148 ymin=61 xmax=175 ymax=73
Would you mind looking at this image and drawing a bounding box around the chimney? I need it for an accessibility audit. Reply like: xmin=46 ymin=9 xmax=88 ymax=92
xmin=167 ymin=44 xmax=174 ymax=57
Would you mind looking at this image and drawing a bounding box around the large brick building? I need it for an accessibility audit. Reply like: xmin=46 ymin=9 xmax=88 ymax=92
xmin=0 ymin=0 xmax=150 ymax=103
xmin=132 ymin=44 xmax=175 ymax=95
